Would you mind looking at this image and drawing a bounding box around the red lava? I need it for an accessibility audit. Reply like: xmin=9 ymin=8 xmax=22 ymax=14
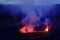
xmin=18 ymin=23 xmax=52 ymax=33
xmin=18 ymin=25 xmax=34 ymax=33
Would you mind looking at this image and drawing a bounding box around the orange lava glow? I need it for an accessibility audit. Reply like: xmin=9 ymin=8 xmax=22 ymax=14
xmin=18 ymin=25 xmax=34 ymax=33
xmin=18 ymin=23 xmax=51 ymax=33
xmin=44 ymin=26 xmax=49 ymax=32
xmin=19 ymin=27 xmax=27 ymax=33
xmin=44 ymin=23 xmax=52 ymax=33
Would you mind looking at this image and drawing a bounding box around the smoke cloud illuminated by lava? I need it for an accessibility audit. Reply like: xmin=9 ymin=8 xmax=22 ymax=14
xmin=18 ymin=5 xmax=53 ymax=33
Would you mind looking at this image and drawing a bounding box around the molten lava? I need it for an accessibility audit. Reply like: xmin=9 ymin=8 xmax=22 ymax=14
xmin=18 ymin=25 xmax=34 ymax=33
xmin=18 ymin=25 xmax=49 ymax=33
xmin=44 ymin=26 xmax=49 ymax=32
xmin=26 ymin=25 xmax=34 ymax=32
xmin=18 ymin=22 xmax=51 ymax=33
xmin=19 ymin=27 xmax=27 ymax=33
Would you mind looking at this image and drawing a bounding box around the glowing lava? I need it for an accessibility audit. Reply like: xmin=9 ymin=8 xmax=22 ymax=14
xmin=19 ymin=26 xmax=27 ymax=33
xmin=26 ymin=25 xmax=34 ymax=32
xmin=18 ymin=25 xmax=34 ymax=33
xmin=44 ymin=26 xmax=49 ymax=32
xmin=18 ymin=22 xmax=51 ymax=33
xmin=18 ymin=25 xmax=50 ymax=33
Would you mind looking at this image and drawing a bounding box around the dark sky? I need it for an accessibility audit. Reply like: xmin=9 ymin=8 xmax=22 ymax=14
xmin=0 ymin=0 xmax=60 ymax=5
